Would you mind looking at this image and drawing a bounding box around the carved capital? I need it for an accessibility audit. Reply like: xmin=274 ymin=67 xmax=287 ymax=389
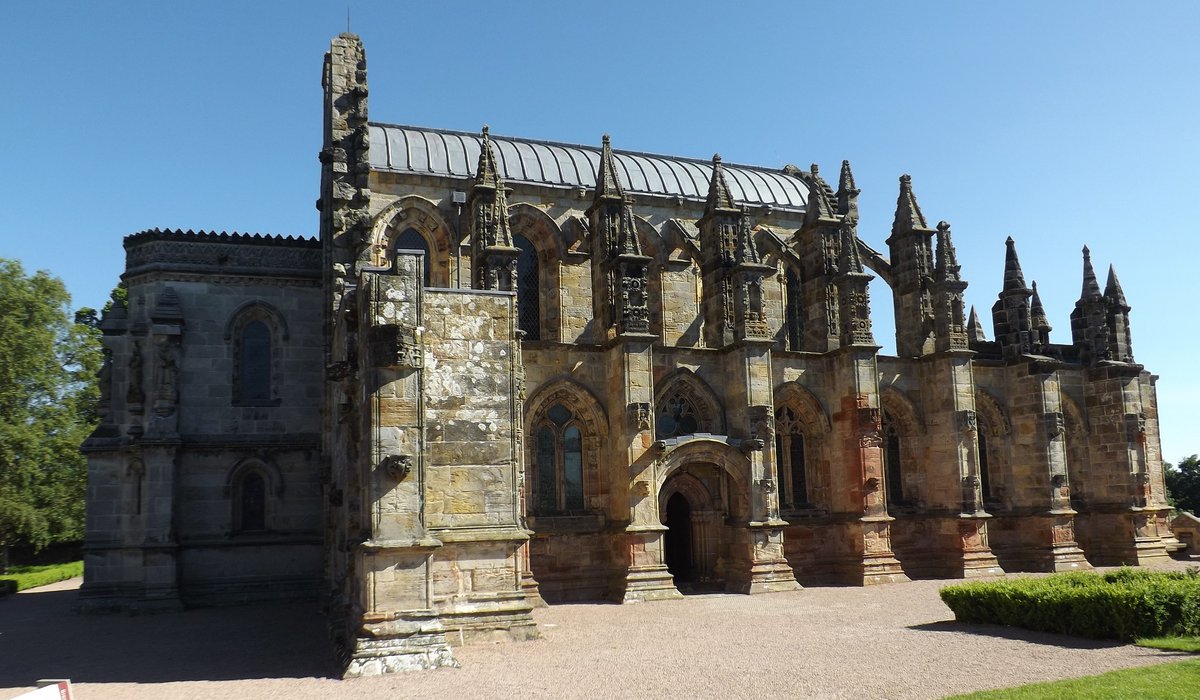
xmin=957 ymin=409 xmax=978 ymax=436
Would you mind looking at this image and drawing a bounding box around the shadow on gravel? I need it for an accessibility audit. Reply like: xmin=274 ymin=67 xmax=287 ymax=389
xmin=0 ymin=582 xmax=337 ymax=687
xmin=907 ymin=620 xmax=1137 ymax=650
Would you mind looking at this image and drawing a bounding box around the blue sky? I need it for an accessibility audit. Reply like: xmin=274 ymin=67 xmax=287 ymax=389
xmin=2 ymin=1 xmax=1197 ymax=462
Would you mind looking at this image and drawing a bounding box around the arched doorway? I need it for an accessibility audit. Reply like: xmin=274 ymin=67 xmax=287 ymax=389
xmin=664 ymin=493 xmax=693 ymax=582
xmin=659 ymin=466 xmax=730 ymax=592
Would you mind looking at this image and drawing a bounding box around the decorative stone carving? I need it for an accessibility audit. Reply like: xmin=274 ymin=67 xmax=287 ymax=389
xmin=1125 ymin=412 xmax=1147 ymax=444
xmin=126 ymin=340 xmax=145 ymax=408
xmin=748 ymin=405 xmax=773 ymax=440
xmin=379 ymin=454 xmax=413 ymax=481
xmin=368 ymin=323 xmax=422 ymax=369
xmin=1044 ymin=411 xmax=1065 ymax=440
xmin=628 ymin=402 xmax=652 ymax=432
xmin=957 ymin=409 xmax=978 ymax=436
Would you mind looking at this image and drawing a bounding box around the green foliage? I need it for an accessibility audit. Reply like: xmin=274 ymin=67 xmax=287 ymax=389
xmin=0 ymin=259 xmax=101 ymax=553
xmin=1137 ymin=636 xmax=1200 ymax=653
xmin=945 ymin=659 xmax=1200 ymax=699
xmin=1166 ymin=455 xmax=1200 ymax=514
xmin=940 ymin=568 xmax=1200 ymax=641
xmin=0 ymin=560 xmax=84 ymax=592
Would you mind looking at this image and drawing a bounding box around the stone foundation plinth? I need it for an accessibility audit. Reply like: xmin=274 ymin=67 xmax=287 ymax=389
xmin=989 ymin=512 xmax=1091 ymax=572
xmin=343 ymin=610 xmax=458 ymax=677
xmin=890 ymin=514 xmax=1004 ymax=579
xmin=1075 ymin=508 xmax=1172 ymax=566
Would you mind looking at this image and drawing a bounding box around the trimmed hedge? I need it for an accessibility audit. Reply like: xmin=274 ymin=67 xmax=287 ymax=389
xmin=940 ymin=568 xmax=1200 ymax=641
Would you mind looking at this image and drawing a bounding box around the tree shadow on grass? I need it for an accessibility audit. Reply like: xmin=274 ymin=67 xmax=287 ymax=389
xmin=908 ymin=620 xmax=1195 ymax=654
xmin=0 ymin=580 xmax=338 ymax=687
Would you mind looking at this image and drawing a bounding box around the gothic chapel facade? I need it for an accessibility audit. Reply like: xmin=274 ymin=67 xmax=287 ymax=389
xmin=81 ymin=35 xmax=1177 ymax=674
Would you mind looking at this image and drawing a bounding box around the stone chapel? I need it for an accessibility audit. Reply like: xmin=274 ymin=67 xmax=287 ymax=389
xmin=80 ymin=34 xmax=1177 ymax=675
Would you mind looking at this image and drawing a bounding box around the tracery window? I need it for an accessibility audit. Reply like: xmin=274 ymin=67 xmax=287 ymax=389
xmin=656 ymin=392 xmax=701 ymax=439
xmin=774 ymin=406 xmax=809 ymax=508
xmin=534 ymin=403 xmax=583 ymax=513
xmin=394 ymin=226 xmax=432 ymax=285
xmin=514 ymin=233 xmax=540 ymax=340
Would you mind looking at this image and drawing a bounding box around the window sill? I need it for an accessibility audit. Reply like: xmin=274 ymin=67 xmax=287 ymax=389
xmin=233 ymin=399 xmax=283 ymax=407
xmin=529 ymin=513 xmax=606 ymax=533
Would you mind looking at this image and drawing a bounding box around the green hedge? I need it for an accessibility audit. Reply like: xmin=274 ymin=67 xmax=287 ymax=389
xmin=940 ymin=568 xmax=1200 ymax=641
xmin=0 ymin=560 xmax=83 ymax=592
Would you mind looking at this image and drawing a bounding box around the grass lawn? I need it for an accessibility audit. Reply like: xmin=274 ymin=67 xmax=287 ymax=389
xmin=1138 ymin=636 xmax=1200 ymax=653
xmin=945 ymin=659 xmax=1200 ymax=699
xmin=0 ymin=560 xmax=83 ymax=592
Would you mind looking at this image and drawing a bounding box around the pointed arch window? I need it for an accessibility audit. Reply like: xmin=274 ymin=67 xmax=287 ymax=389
xmin=534 ymin=403 xmax=583 ymax=513
xmin=239 ymin=320 xmax=272 ymax=404
xmin=775 ymin=406 xmax=809 ymax=508
xmin=882 ymin=410 xmax=906 ymax=508
xmin=656 ymin=393 xmax=701 ymax=439
xmin=394 ymin=226 xmax=432 ymax=286
xmin=514 ymin=233 xmax=540 ymax=340
xmin=978 ymin=430 xmax=994 ymax=504
xmin=234 ymin=470 xmax=267 ymax=533
xmin=784 ymin=266 xmax=803 ymax=351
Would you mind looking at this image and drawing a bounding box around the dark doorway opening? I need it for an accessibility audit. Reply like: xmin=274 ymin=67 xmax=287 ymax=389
xmin=664 ymin=492 xmax=693 ymax=583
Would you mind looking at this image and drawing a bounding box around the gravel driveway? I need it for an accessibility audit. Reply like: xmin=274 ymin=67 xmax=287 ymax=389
xmin=1 ymin=570 xmax=1192 ymax=699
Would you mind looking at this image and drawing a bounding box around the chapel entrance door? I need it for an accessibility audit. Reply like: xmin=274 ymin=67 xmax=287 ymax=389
xmin=660 ymin=466 xmax=726 ymax=591
xmin=664 ymin=492 xmax=694 ymax=582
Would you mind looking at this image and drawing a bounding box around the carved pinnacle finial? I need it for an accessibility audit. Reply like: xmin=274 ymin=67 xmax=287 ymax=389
xmin=591 ymin=132 xmax=625 ymax=204
xmin=482 ymin=124 xmax=489 ymax=137
xmin=1031 ymin=281 xmax=1052 ymax=335
xmin=1105 ymin=264 xmax=1129 ymax=308
xmin=836 ymin=160 xmax=860 ymax=218
xmin=934 ymin=220 xmax=961 ymax=283
xmin=810 ymin=163 xmax=818 ymax=175
xmin=1002 ymin=236 xmax=1028 ymax=293
xmin=1080 ymin=245 xmax=1101 ymax=300
xmin=704 ymin=152 xmax=735 ymax=213
xmin=892 ymin=173 xmax=929 ymax=234
xmin=967 ymin=305 xmax=986 ymax=343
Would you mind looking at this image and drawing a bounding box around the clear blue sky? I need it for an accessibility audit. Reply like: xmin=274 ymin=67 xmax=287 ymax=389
xmin=2 ymin=1 xmax=1197 ymax=462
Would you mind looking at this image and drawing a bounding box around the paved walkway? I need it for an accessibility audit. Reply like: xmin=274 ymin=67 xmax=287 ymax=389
xmin=0 ymin=572 xmax=1192 ymax=699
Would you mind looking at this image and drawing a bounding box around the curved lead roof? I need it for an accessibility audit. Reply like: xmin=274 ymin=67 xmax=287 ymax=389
xmin=369 ymin=123 xmax=809 ymax=211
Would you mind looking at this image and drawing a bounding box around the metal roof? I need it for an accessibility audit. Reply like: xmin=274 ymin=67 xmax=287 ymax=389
xmin=368 ymin=123 xmax=809 ymax=211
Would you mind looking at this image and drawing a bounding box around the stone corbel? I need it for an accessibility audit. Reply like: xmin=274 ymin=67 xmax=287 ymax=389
xmin=1124 ymin=412 xmax=1147 ymax=444
xmin=379 ymin=454 xmax=413 ymax=481
xmin=748 ymin=405 xmax=774 ymax=441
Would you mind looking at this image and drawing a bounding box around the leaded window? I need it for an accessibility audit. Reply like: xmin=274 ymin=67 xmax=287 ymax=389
xmin=514 ymin=233 xmax=540 ymax=340
xmin=534 ymin=403 xmax=583 ymax=513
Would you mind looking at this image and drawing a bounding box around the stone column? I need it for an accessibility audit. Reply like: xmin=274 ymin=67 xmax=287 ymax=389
xmin=909 ymin=351 xmax=1003 ymax=578
xmin=1076 ymin=365 xmax=1171 ymax=565
xmin=989 ymin=360 xmax=1090 ymax=572
xmin=610 ymin=337 xmax=681 ymax=603
xmin=824 ymin=348 xmax=909 ymax=585
xmin=724 ymin=343 xmax=798 ymax=594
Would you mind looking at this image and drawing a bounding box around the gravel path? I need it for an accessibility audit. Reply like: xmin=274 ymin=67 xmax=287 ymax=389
xmin=1 ymin=569 xmax=1193 ymax=700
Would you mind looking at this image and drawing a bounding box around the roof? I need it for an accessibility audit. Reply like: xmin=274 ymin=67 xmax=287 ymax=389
xmin=123 ymin=229 xmax=319 ymax=249
xmin=368 ymin=123 xmax=809 ymax=211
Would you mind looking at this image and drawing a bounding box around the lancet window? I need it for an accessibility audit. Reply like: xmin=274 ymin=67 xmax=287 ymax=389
xmin=394 ymin=226 xmax=432 ymax=285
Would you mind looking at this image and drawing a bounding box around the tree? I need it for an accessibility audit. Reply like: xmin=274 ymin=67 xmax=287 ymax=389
xmin=1165 ymin=455 xmax=1200 ymax=514
xmin=0 ymin=259 xmax=101 ymax=570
